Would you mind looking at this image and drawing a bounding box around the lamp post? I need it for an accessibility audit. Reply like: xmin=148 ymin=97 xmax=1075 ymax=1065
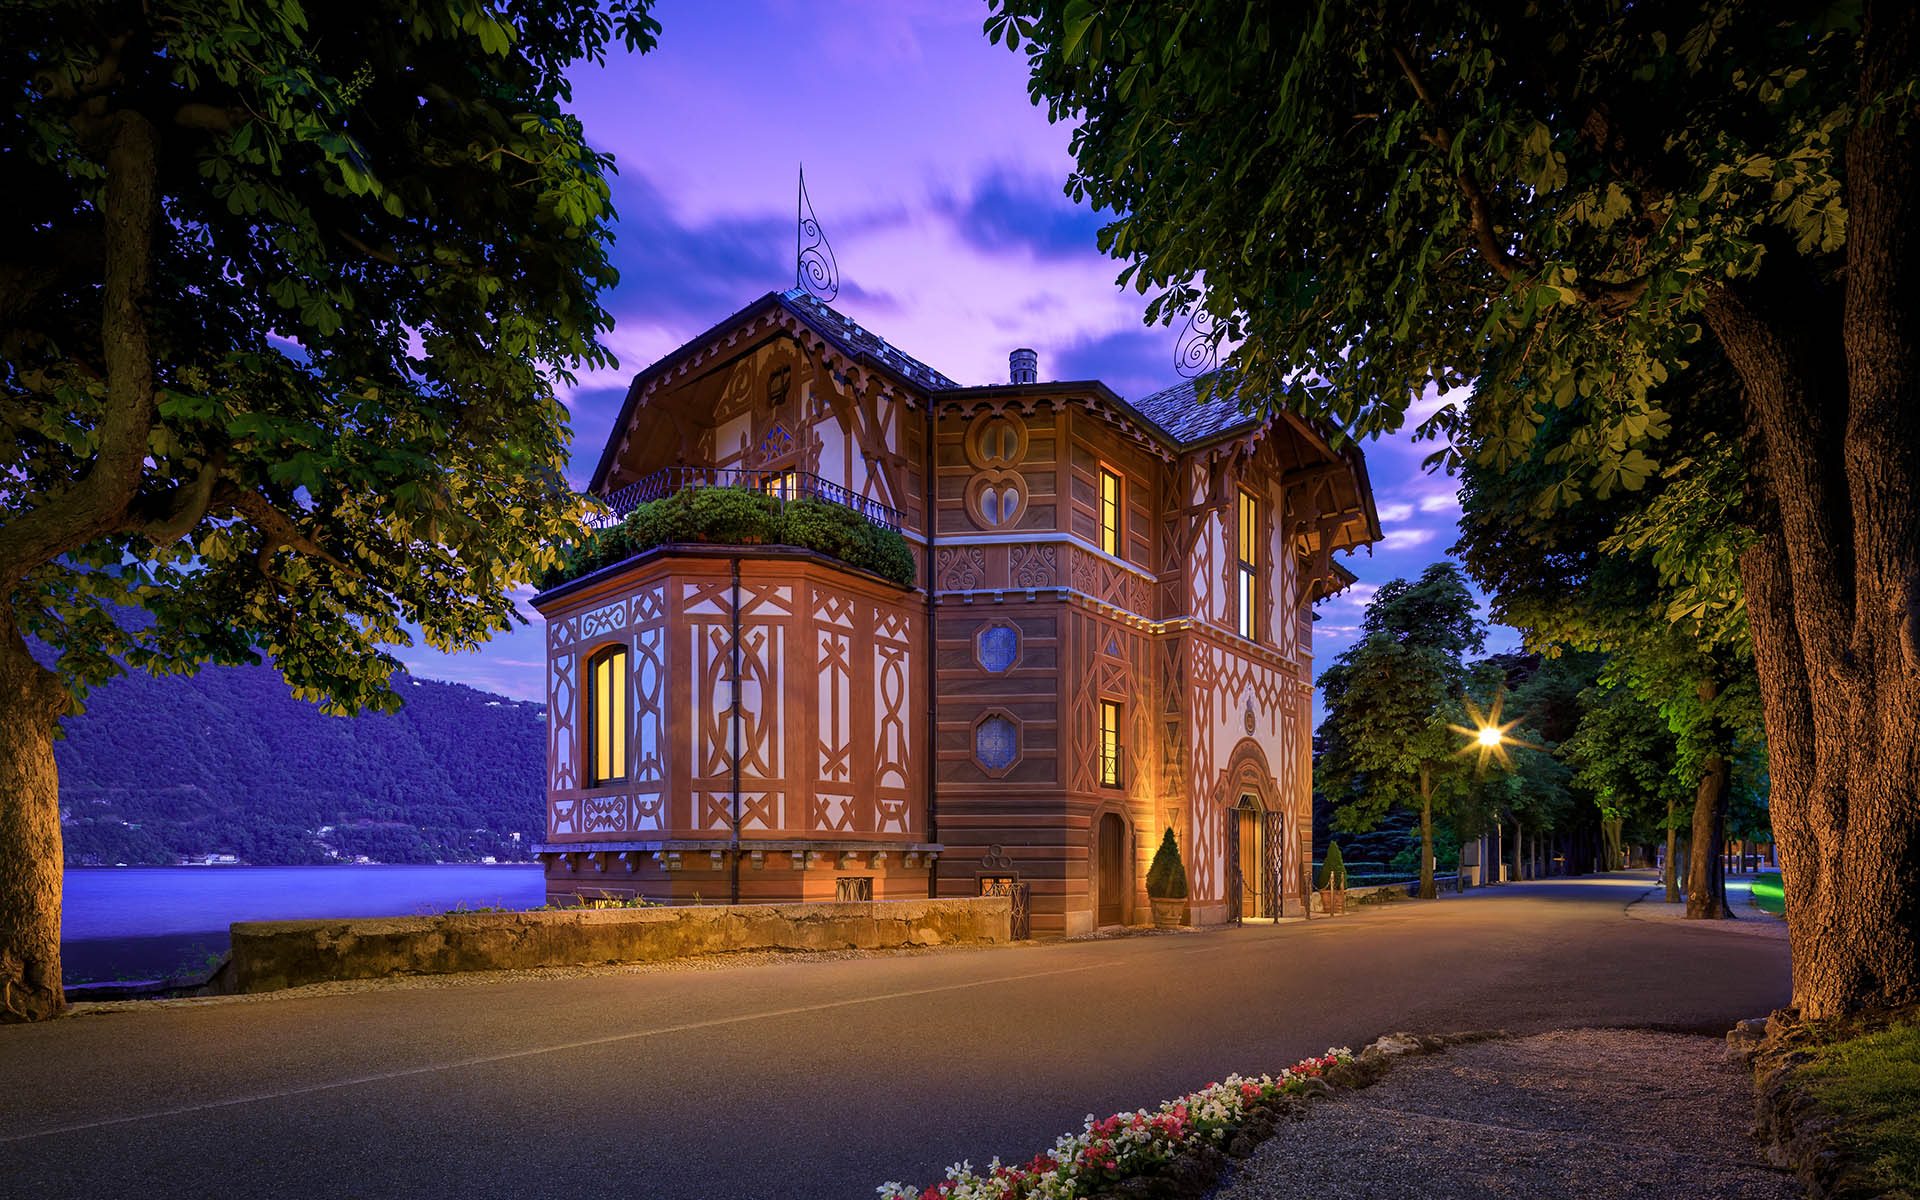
xmin=1451 ymin=692 xmax=1527 ymax=886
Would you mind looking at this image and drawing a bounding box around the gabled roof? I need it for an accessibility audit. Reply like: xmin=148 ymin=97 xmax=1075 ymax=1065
xmin=589 ymin=289 xmax=959 ymax=494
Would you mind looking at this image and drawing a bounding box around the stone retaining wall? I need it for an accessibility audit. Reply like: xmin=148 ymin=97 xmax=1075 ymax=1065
xmin=226 ymin=897 xmax=1011 ymax=994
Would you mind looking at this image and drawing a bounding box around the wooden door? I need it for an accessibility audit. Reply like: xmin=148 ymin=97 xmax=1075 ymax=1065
xmin=1097 ymin=813 xmax=1125 ymax=926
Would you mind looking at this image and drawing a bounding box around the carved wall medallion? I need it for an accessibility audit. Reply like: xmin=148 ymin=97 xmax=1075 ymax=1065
xmin=1008 ymin=542 xmax=1056 ymax=588
xmin=937 ymin=546 xmax=986 ymax=590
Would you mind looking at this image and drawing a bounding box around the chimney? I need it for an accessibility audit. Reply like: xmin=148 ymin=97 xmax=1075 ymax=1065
xmin=1009 ymin=348 xmax=1038 ymax=385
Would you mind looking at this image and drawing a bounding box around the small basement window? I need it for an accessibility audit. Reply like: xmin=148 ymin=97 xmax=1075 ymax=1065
xmin=836 ymin=876 xmax=874 ymax=901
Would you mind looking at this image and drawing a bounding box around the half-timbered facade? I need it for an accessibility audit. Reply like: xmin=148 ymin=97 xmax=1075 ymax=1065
xmin=534 ymin=290 xmax=1379 ymax=933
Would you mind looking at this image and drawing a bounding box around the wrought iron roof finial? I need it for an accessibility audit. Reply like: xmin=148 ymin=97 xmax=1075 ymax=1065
xmin=1174 ymin=303 xmax=1220 ymax=380
xmin=796 ymin=164 xmax=839 ymax=303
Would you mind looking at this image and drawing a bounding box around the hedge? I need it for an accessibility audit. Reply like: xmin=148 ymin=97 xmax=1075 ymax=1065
xmin=538 ymin=488 xmax=917 ymax=591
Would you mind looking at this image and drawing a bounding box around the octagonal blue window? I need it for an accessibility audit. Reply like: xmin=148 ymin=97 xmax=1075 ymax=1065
xmin=978 ymin=625 xmax=1018 ymax=673
xmin=976 ymin=715 xmax=1018 ymax=771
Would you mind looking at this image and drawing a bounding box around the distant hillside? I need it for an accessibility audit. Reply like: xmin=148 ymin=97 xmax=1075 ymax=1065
xmin=49 ymin=653 xmax=545 ymax=867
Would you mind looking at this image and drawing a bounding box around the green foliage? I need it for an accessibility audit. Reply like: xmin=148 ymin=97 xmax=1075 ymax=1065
xmin=1317 ymin=841 xmax=1347 ymax=892
xmin=1561 ymin=679 xmax=1691 ymax=834
xmin=540 ymin=490 xmax=919 ymax=591
xmin=3 ymin=0 xmax=660 ymax=716
xmin=983 ymin=0 xmax=1857 ymax=503
xmin=1144 ymin=827 xmax=1188 ymax=899
xmin=1317 ymin=563 xmax=1484 ymax=834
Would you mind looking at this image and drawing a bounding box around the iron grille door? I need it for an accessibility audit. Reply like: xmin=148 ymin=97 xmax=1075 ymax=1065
xmin=1262 ymin=811 xmax=1286 ymax=918
xmin=1225 ymin=814 xmax=1243 ymax=924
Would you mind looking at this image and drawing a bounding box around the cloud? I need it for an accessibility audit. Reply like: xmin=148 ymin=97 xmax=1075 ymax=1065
xmin=933 ymin=168 xmax=1108 ymax=262
xmin=1381 ymin=526 xmax=1439 ymax=550
xmin=1418 ymin=492 xmax=1461 ymax=513
xmin=1376 ymin=502 xmax=1415 ymax=523
xmin=1051 ymin=324 xmax=1181 ymax=402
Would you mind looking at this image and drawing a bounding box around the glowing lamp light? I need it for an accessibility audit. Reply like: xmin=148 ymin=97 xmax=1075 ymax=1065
xmin=1450 ymin=692 xmax=1533 ymax=769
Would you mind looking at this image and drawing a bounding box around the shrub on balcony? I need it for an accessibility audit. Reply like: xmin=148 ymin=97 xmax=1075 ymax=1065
xmin=537 ymin=487 xmax=916 ymax=591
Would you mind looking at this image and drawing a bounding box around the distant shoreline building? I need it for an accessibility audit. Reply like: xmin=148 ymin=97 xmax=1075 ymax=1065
xmin=533 ymin=290 xmax=1378 ymax=934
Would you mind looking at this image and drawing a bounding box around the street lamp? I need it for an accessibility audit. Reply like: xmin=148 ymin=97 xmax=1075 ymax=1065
xmin=1450 ymin=692 xmax=1524 ymax=770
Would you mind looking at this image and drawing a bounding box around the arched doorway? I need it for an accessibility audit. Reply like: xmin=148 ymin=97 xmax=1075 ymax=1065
xmin=1097 ymin=812 xmax=1127 ymax=926
xmin=1217 ymin=737 xmax=1289 ymax=920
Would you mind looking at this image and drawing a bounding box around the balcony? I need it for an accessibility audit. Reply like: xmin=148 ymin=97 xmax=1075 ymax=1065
xmin=594 ymin=466 xmax=904 ymax=533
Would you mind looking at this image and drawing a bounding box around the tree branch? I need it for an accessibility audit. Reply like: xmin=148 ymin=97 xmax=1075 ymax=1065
xmin=1390 ymin=43 xmax=1527 ymax=283
xmin=172 ymin=103 xmax=248 ymax=132
xmin=333 ymin=228 xmax=406 ymax=267
xmin=0 ymin=109 xmax=160 ymax=580
xmin=228 ymin=489 xmax=359 ymax=581
xmin=139 ymin=449 xmax=226 ymax=544
xmin=1392 ymin=44 xmax=1650 ymax=313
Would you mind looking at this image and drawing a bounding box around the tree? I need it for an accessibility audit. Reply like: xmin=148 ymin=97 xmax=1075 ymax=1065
xmin=0 ymin=0 xmax=659 ymax=1022
xmin=1562 ymin=677 xmax=1692 ymax=898
xmin=1461 ymin=660 xmax=1574 ymax=883
xmin=1317 ymin=563 xmax=1485 ymax=900
xmin=987 ymin=0 xmax=1916 ymax=1017
xmin=1451 ymin=338 xmax=1762 ymax=915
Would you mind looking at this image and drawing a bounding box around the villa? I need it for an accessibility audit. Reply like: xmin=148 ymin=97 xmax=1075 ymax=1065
xmin=532 ymin=289 xmax=1378 ymax=934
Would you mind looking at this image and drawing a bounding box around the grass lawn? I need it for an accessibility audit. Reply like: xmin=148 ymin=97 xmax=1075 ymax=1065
xmin=1795 ymin=1019 xmax=1920 ymax=1195
xmin=1751 ymin=871 xmax=1785 ymax=915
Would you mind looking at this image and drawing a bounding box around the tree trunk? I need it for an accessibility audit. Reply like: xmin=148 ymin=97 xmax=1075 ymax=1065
xmin=1418 ymin=769 xmax=1435 ymax=900
xmin=1664 ymin=799 xmax=1681 ymax=903
xmin=0 ymin=620 xmax=66 ymax=1022
xmin=1704 ymin=0 xmax=1920 ymax=1018
xmin=1686 ymin=701 xmax=1734 ymax=922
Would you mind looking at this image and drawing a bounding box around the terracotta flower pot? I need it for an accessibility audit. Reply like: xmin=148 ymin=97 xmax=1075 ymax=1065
xmin=1319 ymin=887 xmax=1337 ymax=915
xmin=1149 ymin=896 xmax=1189 ymax=928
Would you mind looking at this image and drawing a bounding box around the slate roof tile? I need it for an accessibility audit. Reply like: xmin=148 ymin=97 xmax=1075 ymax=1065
xmin=782 ymin=288 xmax=961 ymax=392
xmin=1126 ymin=374 xmax=1262 ymax=446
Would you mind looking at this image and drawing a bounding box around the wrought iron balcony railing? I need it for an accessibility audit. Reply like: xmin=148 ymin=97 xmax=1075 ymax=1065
xmin=591 ymin=466 xmax=905 ymax=533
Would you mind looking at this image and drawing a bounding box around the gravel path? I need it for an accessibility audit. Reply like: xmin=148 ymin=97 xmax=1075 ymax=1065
xmin=1217 ymin=1029 xmax=1796 ymax=1200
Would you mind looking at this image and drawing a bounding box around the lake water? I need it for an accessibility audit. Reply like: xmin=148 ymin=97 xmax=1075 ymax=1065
xmin=61 ymin=865 xmax=546 ymax=984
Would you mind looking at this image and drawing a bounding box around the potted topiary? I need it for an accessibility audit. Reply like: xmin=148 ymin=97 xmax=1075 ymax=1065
xmin=1145 ymin=828 xmax=1190 ymax=927
xmin=1318 ymin=841 xmax=1348 ymax=914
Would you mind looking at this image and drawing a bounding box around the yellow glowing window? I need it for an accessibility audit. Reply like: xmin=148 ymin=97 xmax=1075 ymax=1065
xmin=763 ymin=468 xmax=799 ymax=501
xmin=1100 ymin=468 xmax=1122 ymax=557
xmin=588 ymin=645 xmax=628 ymax=785
xmin=1099 ymin=699 xmax=1123 ymax=788
xmin=1236 ymin=490 xmax=1258 ymax=641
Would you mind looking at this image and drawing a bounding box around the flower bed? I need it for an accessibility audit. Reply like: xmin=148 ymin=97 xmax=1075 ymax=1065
xmin=876 ymin=1048 xmax=1354 ymax=1199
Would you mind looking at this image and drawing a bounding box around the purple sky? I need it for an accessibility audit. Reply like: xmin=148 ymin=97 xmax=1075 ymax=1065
xmin=391 ymin=0 xmax=1518 ymax=713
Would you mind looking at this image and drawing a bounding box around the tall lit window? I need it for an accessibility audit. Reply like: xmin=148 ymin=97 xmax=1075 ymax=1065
xmin=1099 ymin=699 xmax=1123 ymax=787
xmin=1099 ymin=468 xmax=1122 ymax=557
xmin=587 ymin=645 xmax=628 ymax=785
xmin=1236 ymin=490 xmax=1258 ymax=641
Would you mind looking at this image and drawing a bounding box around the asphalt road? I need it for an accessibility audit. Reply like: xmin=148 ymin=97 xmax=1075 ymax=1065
xmin=0 ymin=874 xmax=1790 ymax=1200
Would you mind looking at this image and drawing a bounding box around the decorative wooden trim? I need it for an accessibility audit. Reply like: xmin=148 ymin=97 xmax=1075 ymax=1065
xmin=964 ymin=470 xmax=1030 ymax=530
xmin=964 ymin=410 xmax=1029 ymax=470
